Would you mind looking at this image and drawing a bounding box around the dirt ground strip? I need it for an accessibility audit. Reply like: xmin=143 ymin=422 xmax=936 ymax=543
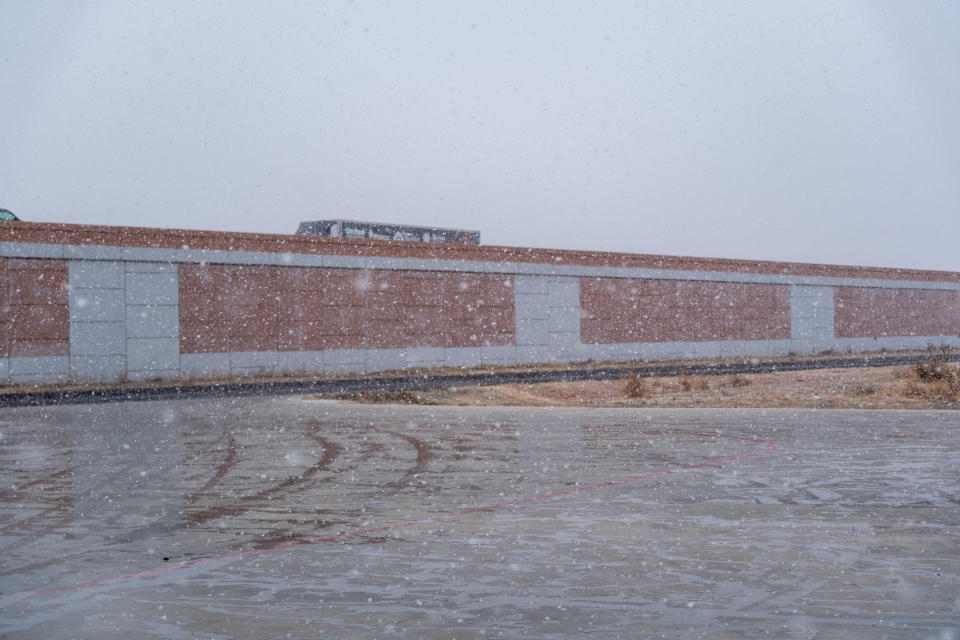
xmin=336 ymin=360 xmax=960 ymax=410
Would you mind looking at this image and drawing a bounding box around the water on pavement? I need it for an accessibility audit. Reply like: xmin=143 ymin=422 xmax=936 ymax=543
xmin=0 ymin=397 xmax=958 ymax=639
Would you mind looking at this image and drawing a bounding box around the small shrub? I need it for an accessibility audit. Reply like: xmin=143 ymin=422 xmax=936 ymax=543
xmin=905 ymin=357 xmax=960 ymax=401
xmin=679 ymin=377 xmax=693 ymax=392
xmin=851 ymin=384 xmax=877 ymax=396
xmin=624 ymin=374 xmax=646 ymax=399
xmin=914 ymin=357 xmax=950 ymax=381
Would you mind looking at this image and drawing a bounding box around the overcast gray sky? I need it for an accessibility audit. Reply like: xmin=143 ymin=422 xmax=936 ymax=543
xmin=2 ymin=1 xmax=959 ymax=271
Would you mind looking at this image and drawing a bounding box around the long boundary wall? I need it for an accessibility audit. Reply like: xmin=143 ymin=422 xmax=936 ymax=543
xmin=2 ymin=222 xmax=959 ymax=385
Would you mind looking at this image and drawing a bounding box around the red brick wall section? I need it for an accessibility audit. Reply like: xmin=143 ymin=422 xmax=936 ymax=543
xmin=835 ymin=287 xmax=960 ymax=338
xmin=581 ymin=278 xmax=791 ymax=344
xmin=0 ymin=258 xmax=70 ymax=357
xmin=179 ymin=265 xmax=515 ymax=354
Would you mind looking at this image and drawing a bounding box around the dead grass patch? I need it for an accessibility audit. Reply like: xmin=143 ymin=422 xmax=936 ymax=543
xmin=323 ymin=359 xmax=960 ymax=410
xmin=723 ymin=374 xmax=751 ymax=388
xmin=335 ymin=390 xmax=436 ymax=404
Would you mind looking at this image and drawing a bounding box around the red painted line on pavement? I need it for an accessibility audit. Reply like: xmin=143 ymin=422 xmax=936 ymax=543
xmin=0 ymin=430 xmax=775 ymax=605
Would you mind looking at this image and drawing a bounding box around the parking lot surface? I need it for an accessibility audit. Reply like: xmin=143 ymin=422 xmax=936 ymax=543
xmin=1 ymin=398 xmax=958 ymax=639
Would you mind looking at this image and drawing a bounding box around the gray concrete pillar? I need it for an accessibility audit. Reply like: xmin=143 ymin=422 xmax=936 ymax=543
xmin=124 ymin=262 xmax=180 ymax=380
xmin=790 ymin=285 xmax=836 ymax=353
xmin=69 ymin=260 xmax=126 ymax=382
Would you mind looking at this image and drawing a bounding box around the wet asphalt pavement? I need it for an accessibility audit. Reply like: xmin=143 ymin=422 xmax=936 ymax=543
xmin=0 ymin=398 xmax=958 ymax=639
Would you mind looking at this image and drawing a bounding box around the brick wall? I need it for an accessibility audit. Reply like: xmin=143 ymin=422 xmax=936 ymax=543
xmin=0 ymin=221 xmax=958 ymax=385
xmin=835 ymin=287 xmax=960 ymax=338
xmin=0 ymin=258 xmax=69 ymax=358
xmin=581 ymin=278 xmax=791 ymax=344
xmin=179 ymin=265 xmax=515 ymax=355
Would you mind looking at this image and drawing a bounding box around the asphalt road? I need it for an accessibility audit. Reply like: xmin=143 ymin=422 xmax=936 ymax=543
xmin=1 ymin=398 xmax=958 ymax=639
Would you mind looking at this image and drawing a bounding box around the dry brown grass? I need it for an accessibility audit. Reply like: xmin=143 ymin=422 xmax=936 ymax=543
xmin=676 ymin=375 xmax=711 ymax=392
xmin=723 ymin=374 xmax=751 ymax=388
xmin=334 ymin=390 xmax=436 ymax=404
xmin=901 ymin=380 xmax=956 ymax=401
xmin=691 ymin=375 xmax=711 ymax=390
